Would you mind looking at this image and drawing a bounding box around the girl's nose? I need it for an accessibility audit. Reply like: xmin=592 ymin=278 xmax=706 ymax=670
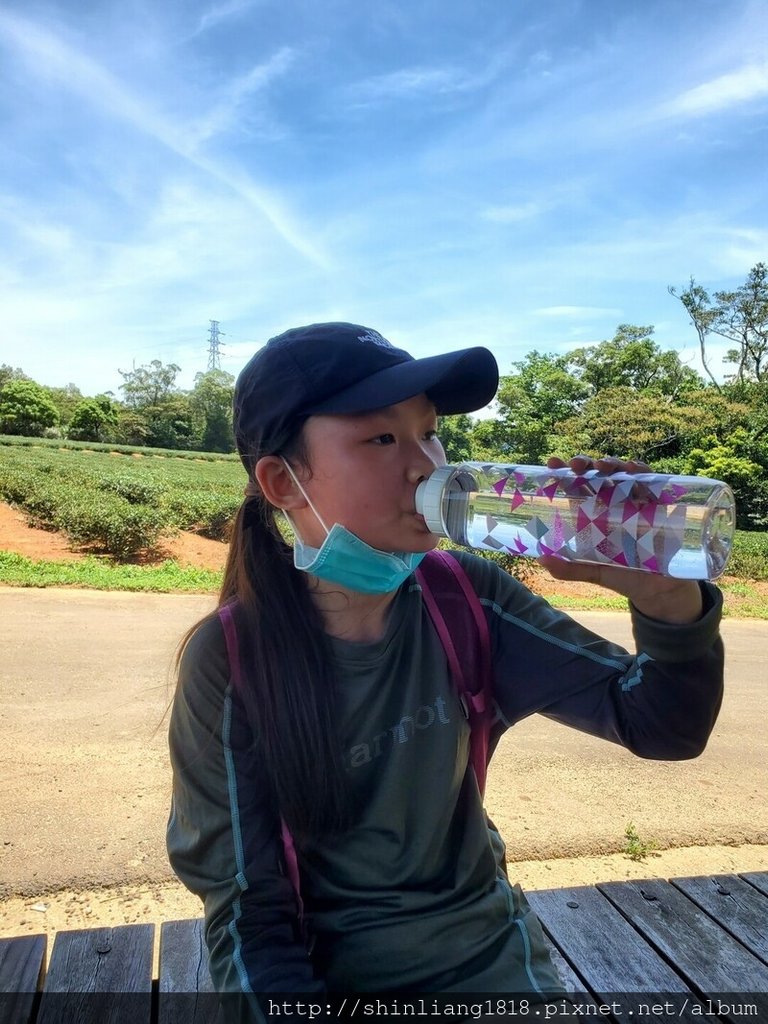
xmin=406 ymin=442 xmax=444 ymax=484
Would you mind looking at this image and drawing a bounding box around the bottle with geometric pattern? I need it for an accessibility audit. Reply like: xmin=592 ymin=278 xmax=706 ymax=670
xmin=415 ymin=463 xmax=735 ymax=580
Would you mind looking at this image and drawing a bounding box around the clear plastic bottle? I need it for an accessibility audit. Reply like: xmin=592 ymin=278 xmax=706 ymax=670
xmin=415 ymin=462 xmax=735 ymax=581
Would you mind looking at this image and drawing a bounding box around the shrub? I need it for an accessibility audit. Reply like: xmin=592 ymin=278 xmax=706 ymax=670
xmin=100 ymin=475 xmax=163 ymax=506
xmin=728 ymin=531 xmax=768 ymax=581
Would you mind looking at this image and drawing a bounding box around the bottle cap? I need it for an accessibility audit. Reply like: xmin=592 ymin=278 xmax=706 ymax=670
xmin=415 ymin=465 xmax=478 ymax=536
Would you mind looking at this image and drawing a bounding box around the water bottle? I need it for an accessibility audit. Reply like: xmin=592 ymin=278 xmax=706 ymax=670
xmin=415 ymin=463 xmax=735 ymax=580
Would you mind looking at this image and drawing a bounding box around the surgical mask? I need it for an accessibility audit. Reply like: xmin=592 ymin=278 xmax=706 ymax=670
xmin=282 ymin=460 xmax=426 ymax=594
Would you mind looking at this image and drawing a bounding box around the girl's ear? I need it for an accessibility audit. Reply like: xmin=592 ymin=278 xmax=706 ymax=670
xmin=254 ymin=456 xmax=308 ymax=511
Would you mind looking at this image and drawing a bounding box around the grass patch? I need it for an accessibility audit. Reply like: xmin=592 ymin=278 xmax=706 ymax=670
xmin=718 ymin=581 xmax=768 ymax=620
xmin=623 ymin=822 xmax=659 ymax=862
xmin=541 ymin=593 xmax=627 ymax=612
xmin=545 ymin=583 xmax=767 ymax=619
xmin=0 ymin=551 xmax=222 ymax=593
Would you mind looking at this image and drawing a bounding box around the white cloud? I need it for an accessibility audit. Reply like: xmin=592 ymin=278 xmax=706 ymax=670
xmin=533 ymin=306 xmax=623 ymax=319
xmin=187 ymin=47 xmax=296 ymax=145
xmin=345 ymin=49 xmax=513 ymax=108
xmin=0 ymin=10 xmax=326 ymax=268
xmin=659 ymin=61 xmax=768 ymax=118
xmin=349 ymin=66 xmax=470 ymax=104
xmin=714 ymin=228 xmax=768 ymax=276
xmin=481 ymin=202 xmax=544 ymax=224
xmin=196 ymin=0 xmax=258 ymax=36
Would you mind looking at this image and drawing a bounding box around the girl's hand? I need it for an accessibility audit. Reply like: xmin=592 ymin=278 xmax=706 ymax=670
xmin=538 ymin=456 xmax=704 ymax=624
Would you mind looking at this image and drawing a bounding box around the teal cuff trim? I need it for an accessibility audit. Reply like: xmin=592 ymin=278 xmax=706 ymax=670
xmin=620 ymin=652 xmax=654 ymax=692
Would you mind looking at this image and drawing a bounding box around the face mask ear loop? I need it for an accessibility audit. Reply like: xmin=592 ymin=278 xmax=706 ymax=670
xmin=281 ymin=458 xmax=330 ymax=537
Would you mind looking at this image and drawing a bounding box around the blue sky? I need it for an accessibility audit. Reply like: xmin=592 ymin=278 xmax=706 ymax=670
xmin=1 ymin=0 xmax=766 ymax=400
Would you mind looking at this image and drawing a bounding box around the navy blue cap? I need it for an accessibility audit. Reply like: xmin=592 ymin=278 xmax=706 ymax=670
xmin=234 ymin=322 xmax=499 ymax=461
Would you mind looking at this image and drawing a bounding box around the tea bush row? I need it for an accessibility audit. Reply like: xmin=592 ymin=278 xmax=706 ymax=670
xmin=0 ymin=445 xmax=244 ymax=558
xmin=0 ymin=433 xmax=238 ymax=461
xmin=1 ymin=463 xmax=165 ymax=559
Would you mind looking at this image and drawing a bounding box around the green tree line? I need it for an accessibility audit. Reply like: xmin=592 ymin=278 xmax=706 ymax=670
xmin=2 ymin=264 xmax=766 ymax=528
xmin=0 ymin=363 xmax=236 ymax=454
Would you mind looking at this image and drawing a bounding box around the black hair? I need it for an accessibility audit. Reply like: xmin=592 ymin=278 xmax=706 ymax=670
xmin=178 ymin=427 xmax=350 ymax=839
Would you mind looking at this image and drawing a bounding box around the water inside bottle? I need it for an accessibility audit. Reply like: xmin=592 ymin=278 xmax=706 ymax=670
xmin=446 ymin=471 xmax=734 ymax=580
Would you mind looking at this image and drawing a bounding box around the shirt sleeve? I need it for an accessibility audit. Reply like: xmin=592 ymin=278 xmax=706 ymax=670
xmin=166 ymin=616 xmax=323 ymax=1002
xmin=453 ymin=552 xmax=724 ymax=760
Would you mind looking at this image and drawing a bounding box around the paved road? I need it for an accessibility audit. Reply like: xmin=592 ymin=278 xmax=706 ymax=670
xmin=1 ymin=587 xmax=766 ymax=897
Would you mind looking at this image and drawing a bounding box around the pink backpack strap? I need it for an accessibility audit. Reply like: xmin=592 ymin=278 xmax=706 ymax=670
xmin=217 ymin=603 xmax=306 ymax=930
xmin=415 ymin=550 xmax=494 ymax=797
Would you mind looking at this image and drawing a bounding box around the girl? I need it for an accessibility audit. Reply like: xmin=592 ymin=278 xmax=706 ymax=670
xmin=167 ymin=322 xmax=723 ymax=1016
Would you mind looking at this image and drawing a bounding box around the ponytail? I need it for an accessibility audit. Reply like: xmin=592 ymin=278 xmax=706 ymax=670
xmin=179 ymin=435 xmax=351 ymax=839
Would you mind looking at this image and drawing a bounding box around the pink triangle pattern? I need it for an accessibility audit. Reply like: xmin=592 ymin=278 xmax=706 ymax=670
xmin=480 ymin=482 xmax=689 ymax=573
xmin=509 ymin=489 xmax=526 ymax=511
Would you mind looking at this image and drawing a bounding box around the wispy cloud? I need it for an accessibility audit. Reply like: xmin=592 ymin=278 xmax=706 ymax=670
xmin=533 ymin=306 xmax=623 ymax=319
xmin=481 ymin=202 xmax=546 ymax=224
xmin=196 ymin=0 xmax=258 ymax=36
xmin=345 ymin=48 xmax=513 ymax=108
xmin=0 ymin=10 xmax=326 ymax=267
xmin=188 ymin=47 xmax=296 ymax=145
xmin=659 ymin=61 xmax=768 ymax=118
xmin=352 ymin=66 xmax=471 ymax=102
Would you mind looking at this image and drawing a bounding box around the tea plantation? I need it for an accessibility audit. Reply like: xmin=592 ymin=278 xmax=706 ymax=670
xmin=0 ymin=436 xmax=243 ymax=559
xmin=1 ymin=435 xmax=766 ymax=587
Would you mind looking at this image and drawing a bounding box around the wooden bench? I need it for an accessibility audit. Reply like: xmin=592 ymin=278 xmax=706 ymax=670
xmin=2 ymin=872 xmax=767 ymax=1023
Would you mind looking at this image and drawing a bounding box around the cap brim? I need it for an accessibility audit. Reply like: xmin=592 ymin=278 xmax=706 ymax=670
xmin=306 ymin=347 xmax=498 ymax=417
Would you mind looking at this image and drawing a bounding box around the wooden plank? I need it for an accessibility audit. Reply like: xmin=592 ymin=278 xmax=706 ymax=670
xmin=36 ymin=924 xmax=153 ymax=1024
xmin=528 ymin=885 xmax=692 ymax=992
xmin=158 ymin=918 xmax=218 ymax=1024
xmin=539 ymin=932 xmax=610 ymax=1018
xmin=540 ymin=932 xmax=589 ymax=996
xmin=599 ymin=878 xmax=768 ymax=991
xmin=599 ymin=878 xmax=768 ymax=1024
xmin=0 ymin=933 xmax=47 ymax=1024
xmin=527 ymin=885 xmax=705 ymax=1024
xmin=671 ymin=874 xmax=768 ymax=966
xmin=741 ymin=871 xmax=768 ymax=899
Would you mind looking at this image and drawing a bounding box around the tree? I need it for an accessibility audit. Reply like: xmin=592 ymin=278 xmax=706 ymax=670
xmin=68 ymin=395 xmax=119 ymax=442
xmin=190 ymin=370 xmax=235 ymax=453
xmin=143 ymin=395 xmax=195 ymax=450
xmin=556 ymin=386 xmax=752 ymax=465
xmin=566 ymin=325 xmax=702 ymax=398
xmin=670 ymin=262 xmax=768 ymax=386
xmin=113 ymin=409 xmax=151 ymax=447
xmin=0 ymin=379 xmax=60 ymax=436
xmin=45 ymin=383 xmax=84 ymax=427
xmin=684 ymin=430 xmax=768 ymax=529
xmin=486 ymin=351 xmax=590 ymax=463
xmin=118 ymin=360 xmax=194 ymax=449
xmin=437 ymin=413 xmax=475 ymax=462
xmin=119 ymin=360 xmax=182 ymax=409
xmin=556 ymin=387 xmax=692 ymax=463
xmin=0 ymin=365 xmax=29 ymax=391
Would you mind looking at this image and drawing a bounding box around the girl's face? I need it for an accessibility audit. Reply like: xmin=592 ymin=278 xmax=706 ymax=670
xmin=294 ymin=392 xmax=446 ymax=553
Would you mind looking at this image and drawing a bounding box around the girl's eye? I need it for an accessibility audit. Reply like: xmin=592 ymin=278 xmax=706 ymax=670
xmin=370 ymin=430 xmax=439 ymax=445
